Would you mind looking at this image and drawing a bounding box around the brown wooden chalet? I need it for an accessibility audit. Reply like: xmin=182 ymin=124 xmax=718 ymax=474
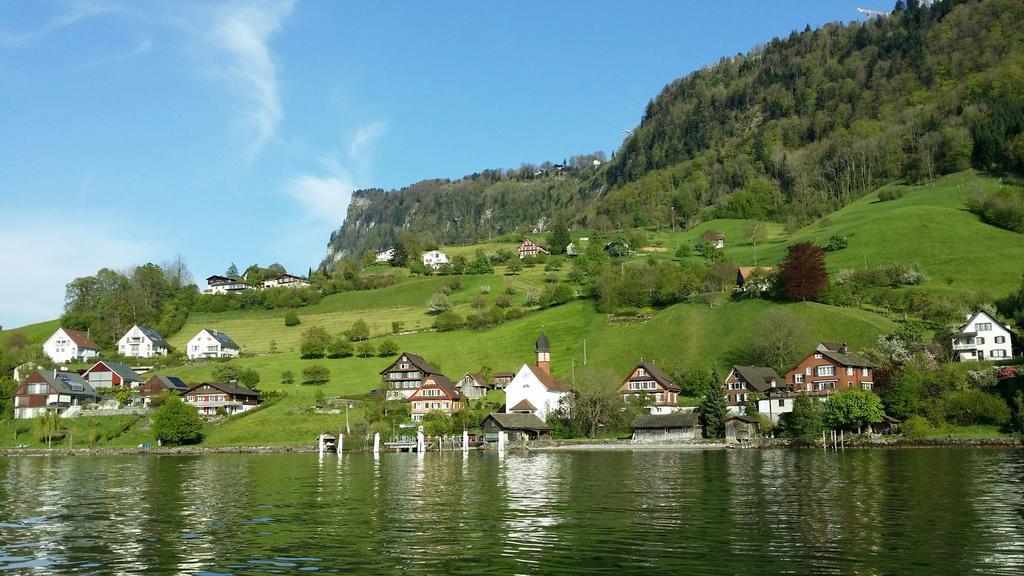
xmin=723 ymin=365 xmax=785 ymax=407
xmin=784 ymin=342 xmax=874 ymax=395
xmin=617 ymin=362 xmax=680 ymax=408
xmin=381 ymin=352 xmax=443 ymax=400
xmin=82 ymin=360 xmax=143 ymax=389
xmin=456 ymin=372 xmax=489 ymax=400
xmin=183 ymin=382 xmax=260 ymax=417
xmin=516 ymin=238 xmax=549 ymax=258
xmin=631 ymin=412 xmax=701 ymax=441
xmin=408 ymin=374 xmax=461 ymax=421
xmin=481 ymin=412 xmax=551 ymax=442
xmin=492 ymin=371 xmax=515 ymax=389
xmin=139 ymin=375 xmax=188 ymax=404
xmin=13 ymin=369 xmax=99 ymax=419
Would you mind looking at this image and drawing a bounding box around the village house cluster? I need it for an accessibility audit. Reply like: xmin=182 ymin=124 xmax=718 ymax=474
xmin=205 ymin=273 xmax=310 ymax=295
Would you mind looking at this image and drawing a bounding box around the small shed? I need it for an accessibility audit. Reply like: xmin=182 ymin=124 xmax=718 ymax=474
xmin=868 ymin=415 xmax=901 ymax=435
xmin=481 ymin=413 xmax=551 ymax=443
xmin=725 ymin=414 xmax=760 ymax=444
xmin=631 ymin=412 xmax=701 ymax=441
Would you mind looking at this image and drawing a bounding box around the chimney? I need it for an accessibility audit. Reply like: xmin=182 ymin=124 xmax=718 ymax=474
xmin=536 ymin=331 xmax=551 ymax=375
xmin=839 ymin=342 xmax=849 ymax=354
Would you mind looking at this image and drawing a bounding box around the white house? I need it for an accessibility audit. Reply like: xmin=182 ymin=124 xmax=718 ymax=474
xmin=261 ymin=273 xmax=310 ymax=289
xmin=375 ymin=248 xmax=395 ymax=263
xmin=187 ymin=329 xmax=241 ymax=359
xmin=205 ymin=275 xmax=250 ymax=294
xmin=504 ymin=332 xmax=571 ymax=422
xmin=952 ymin=311 xmax=1015 ymax=361
xmin=421 ymin=250 xmax=450 ymax=269
xmin=43 ymin=327 xmax=100 ymax=363
xmin=117 ymin=325 xmax=170 ymax=358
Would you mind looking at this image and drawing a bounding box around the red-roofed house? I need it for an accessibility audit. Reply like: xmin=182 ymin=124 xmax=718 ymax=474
xmin=516 ymin=239 xmax=549 ymax=259
xmin=43 ymin=328 xmax=100 ymax=363
xmin=617 ymin=362 xmax=681 ymax=414
xmin=408 ymin=374 xmax=461 ymax=421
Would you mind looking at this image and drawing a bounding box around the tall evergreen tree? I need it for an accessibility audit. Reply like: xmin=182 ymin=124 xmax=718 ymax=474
xmin=698 ymin=369 xmax=728 ymax=439
xmin=778 ymin=242 xmax=828 ymax=301
xmin=548 ymin=218 xmax=571 ymax=255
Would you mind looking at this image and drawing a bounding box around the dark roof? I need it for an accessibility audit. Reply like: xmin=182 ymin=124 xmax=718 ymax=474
xmin=31 ymin=370 xmax=98 ymax=397
xmin=86 ymin=361 xmax=142 ymax=382
xmin=135 ymin=325 xmax=170 ymax=350
xmin=411 ymin=374 xmax=457 ymax=399
xmin=484 ymin=412 xmax=551 ymax=432
xmin=380 ymin=352 xmax=441 ymax=376
xmin=60 ymin=328 xmax=99 ymax=350
xmin=628 ymin=362 xmax=680 ymax=392
xmin=731 ymin=366 xmax=783 ymax=392
xmin=815 ymin=343 xmax=873 ymax=368
xmin=631 ymin=412 xmax=700 ymax=429
xmin=509 ymin=399 xmax=537 ymax=412
xmin=156 ymin=375 xmax=188 ymax=390
xmin=460 ymin=373 xmax=487 ymax=387
xmin=203 ymin=329 xmax=240 ymax=350
xmin=726 ymin=414 xmax=761 ymax=424
xmin=493 ymin=371 xmax=515 ymax=378
xmin=184 ymin=381 xmax=260 ymax=397
xmin=536 ymin=332 xmax=550 ymax=354
xmin=525 ymin=364 xmax=571 ymax=392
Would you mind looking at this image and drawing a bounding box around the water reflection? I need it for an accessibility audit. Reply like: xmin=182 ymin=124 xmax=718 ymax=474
xmin=0 ymin=449 xmax=1022 ymax=575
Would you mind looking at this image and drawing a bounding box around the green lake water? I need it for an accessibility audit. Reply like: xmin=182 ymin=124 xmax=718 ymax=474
xmin=1 ymin=448 xmax=1022 ymax=575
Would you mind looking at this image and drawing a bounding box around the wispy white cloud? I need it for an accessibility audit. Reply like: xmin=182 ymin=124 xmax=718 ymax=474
xmin=0 ymin=0 xmax=121 ymax=46
xmin=90 ymin=37 xmax=153 ymax=65
xmin=209 ymin=0 xmax=295 ymax=160
xmin=0 ymin=212 xmax=156 ymax=328
xmin=286 ymin=123 xmax=388 ymax=224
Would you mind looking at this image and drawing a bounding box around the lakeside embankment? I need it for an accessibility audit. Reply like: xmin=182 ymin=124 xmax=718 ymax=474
xmin=2 ymin=436 xmax=1019 ymax=457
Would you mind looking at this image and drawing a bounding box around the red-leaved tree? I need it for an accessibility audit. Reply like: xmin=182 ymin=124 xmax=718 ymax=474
xmin=779 ymin=242 xmax=828 ymax=301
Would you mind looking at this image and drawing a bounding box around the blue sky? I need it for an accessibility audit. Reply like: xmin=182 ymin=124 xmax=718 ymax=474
xmin=0 ymin=0 xmax=872 ymax=328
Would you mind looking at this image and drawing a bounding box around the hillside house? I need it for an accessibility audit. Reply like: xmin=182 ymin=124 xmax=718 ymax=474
xmin=631 ymin=412 xmax=701 ymax=441
xmin=516 ymin=239 xmax=548 ymax=258
xmin=704 ymin=231 xmax=725 ymax=249
xmin=736 ymin=267 xmax=774 ymax=292
xmin=13 ymin=369 xmax=99 ymax=419
xmin=381 ymin=352 xmax=444 ymax=400
xmin=422 ymin=250 xmax=450 ymax=269
xmin=756 ymin=389 xmax=797 ymax=424
xmin=723 ymin=365 xmax=784 ymax=411
xmin=784 ymin=342 xmax=874 ymax=395
xmin=481 ymin=413 xmax=551 ymax=442
xmin=952 ymin=310 xmax=1015 ymax=361
xmin=261 ymin=273 xmax=310 ymax=289
xmin=504 ymin=332 xmax=571 ymax=421
xmin=617 ymin=362 xmax=681 ymax=414
xmin=183 ymin=382 xmax=260 ymax=416
xmin=408 ymin=374 xmax=461 ymax=421
xmin=205 ymin=275 xmax=250 ymax=294
xmin=43 ymin=327 xmax=100 ymax=364
xmin=456 ymin=373 xmax=489 ymax=400
xmin=187 ymin=329 xmax=241 ymax=359
xmin=82 ymin=360 xmax=143 ymax=389
xmin=139 ymin=375 xmax=188 ymax=404
xmin=375 ymin=248 xmax=395 ymax=263
xmin=117 ymin=325 xmax=170 ymax=358
xmin=492 ymin=372 xmax=515 ymax=389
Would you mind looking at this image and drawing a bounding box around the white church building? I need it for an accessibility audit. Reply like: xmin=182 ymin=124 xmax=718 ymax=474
xmin=503 ymin=332 xmax=572 ymax=422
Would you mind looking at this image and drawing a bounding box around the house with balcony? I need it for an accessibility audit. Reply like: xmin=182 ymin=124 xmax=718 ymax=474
xmin=952 ymin=310 xmax=1015 ymax=361
xmin=408 ymin=374 xmax=461 ymax=421
xmin=617 ymin=362 xmax=681 ymax=414
xmin=182 ymin=381 xmax=260 ymax=417
xmin=516 ymin=239 xmax=549 ymax=259
xmin=723 ymin=365 xmax=785 ymax=412
xmin=186 ymin=329 xmax=241 ymax=359
xmin=42 ymin=327 xmax=100 ymax=364
xmin=82 ymin=360 xmax=143 ymax=389
xmin=784 ymin=342 xmax=874 ymax=396
xmin=139 ymin=374 xmax=188 ymax=404
xmin=421 ymin=250 xmax=450 ymax=270
xmin=13 ymin=369 xmax=99 ymax=419
xmin=205 ymin=275 xmax=251 ymax=294
xmin=381 ymin=352 xmax=445 ymax=400
xmin=261 ymin=273 xmax=310 ymax=289
xmin=117 ymin=325 xmax=170 ymax=358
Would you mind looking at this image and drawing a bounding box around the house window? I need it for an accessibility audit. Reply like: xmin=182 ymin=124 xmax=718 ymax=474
xmin=816 ymin=365 xmax=835 ymax=377
xmin=976 ymin=337 xmax=985 ymax=345
xmin=861 ymin=367 xmax=869 ymax=377
xmin=996 ymin=336 xmax=1006 ymax=344
xmin=992 ymin=350 xmax=1007 ymax=358
xmin=778 ymin=399 xmax=785 ymax=407
xmin=814 ymin=353 xmax=823 ymax=359
xmin=805 ymin=367 xmax=812 ymax=376
xmin=794 ymin=375 xmax=804 ymax=384
xmin=862 ymin=383 xmax=873 ymax=391
xmin=977 ymin=322 xmax=992 ymax=331
xmin=846 ymin=367 xmax=854 ymax=376
xmin=637 ymin=368 xmax=646 ymax=377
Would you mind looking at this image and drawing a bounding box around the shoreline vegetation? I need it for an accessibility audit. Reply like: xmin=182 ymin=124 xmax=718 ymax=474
xmin=1 ymin=436 xmax=1018 ymax=457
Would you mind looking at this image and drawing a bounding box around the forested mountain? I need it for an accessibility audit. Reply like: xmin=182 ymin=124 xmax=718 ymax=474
xmin=323 ymin=0 xmax=1024 ymax=265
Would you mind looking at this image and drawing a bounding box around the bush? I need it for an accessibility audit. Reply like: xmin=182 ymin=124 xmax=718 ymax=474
xmin=356 ymin=342 xmax=376 ymax=358
xmin=967 ymin=187 xmax=1024 ymax=233
xmin=327 ymin=336 xmax=353 ymax=359
xmin=540 ymin=283 xmax=574 ymax=307
xmin=377 ymin=339 xmax=399 ymax=357
xmin=284 ymin=311 xmax=300 ymax=326
xmin=300 ymin=326 xmax=330 ymax=358
xmin=901 ymin=415 xmax=934 ymax=440
xmin=941 ymin=390 xmax=1011 ymax=426
xmin=281 ymin=370 xmax=294 ymax=385
xmin=346 ymin=319 xmax=370 ymax=342
xmin=427 ymin=293 xmax=450 ymax=315
xmin=302 ymin=364 xmax=331 ymax=385
xmin=152 ymin=396 xmax=204 ymax=445
xmin=433 ymin=310 xmax=464 ymax=331
xmin=878 ymin=187 xmax=908 ymax=202
xmin=391 ymin=321 xmax=404 ymax=334
xmin=825 ymin=234 xmax=848 ymax=252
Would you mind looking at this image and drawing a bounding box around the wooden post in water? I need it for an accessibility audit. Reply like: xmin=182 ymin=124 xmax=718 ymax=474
xmin=841 ymin=430 xmax=844 ymax=451
xmin=498 ymin=430 xmax=506 ymax=453
xmin=823 ymin=431 xmax=827 ymax=451
xmin=462 ymin=430 xmax=469 ymax=453
xmin=338 ymin=433 xmax=343 ymax=455
xmin=373 ymin=432 xmax=380 ymax=454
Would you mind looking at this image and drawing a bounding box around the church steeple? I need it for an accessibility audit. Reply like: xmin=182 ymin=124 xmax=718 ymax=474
xmin=536 ymin=331 xmax=551 ymax=375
